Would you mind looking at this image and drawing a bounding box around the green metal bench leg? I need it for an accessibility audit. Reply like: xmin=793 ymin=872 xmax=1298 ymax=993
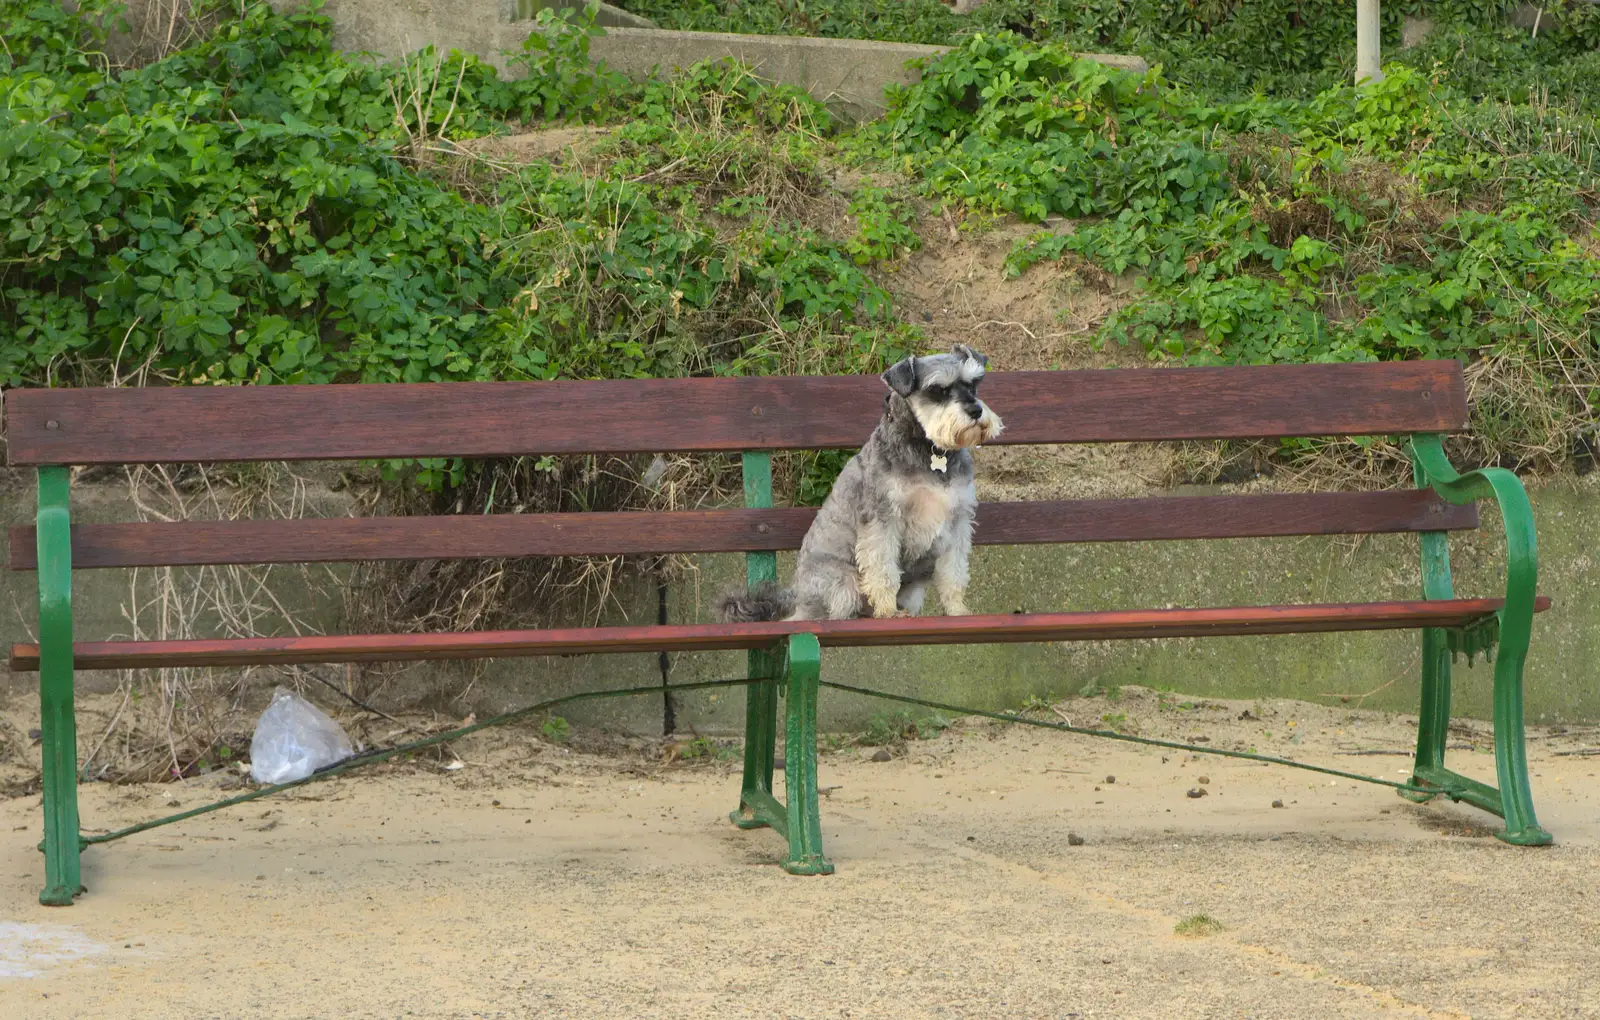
xmin=781 ymin=633 xmax=833 ymax=876
xmin=1491 ymin=645 xmax=1549 ymax=844
xmin=36 ymin=466 xmax=83 ymax=905
xmin=1403 ymin=526 xmax=1454 ymax=803
xmin=1401 ymin=626 xmax=1453 ymax=804
xmin=1410 ymin=435 xmax=1551 ymax=846
xmin=730 ymin=649 xmax=780 ymax=830
xmin=730 ymin=450 xmax=783 ymax=832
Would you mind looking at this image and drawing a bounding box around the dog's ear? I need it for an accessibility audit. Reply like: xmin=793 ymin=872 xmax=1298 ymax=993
xmin=951 ymin=343 xmax=988 ymax=369
xmin=882 ymin=356 xmax=918 ymax=397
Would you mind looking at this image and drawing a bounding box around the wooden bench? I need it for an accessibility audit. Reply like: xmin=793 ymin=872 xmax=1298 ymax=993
xmin=4 ymin=360 xmax=1554 ymax=906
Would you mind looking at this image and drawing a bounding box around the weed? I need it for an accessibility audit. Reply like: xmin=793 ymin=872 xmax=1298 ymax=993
xmin=1074 ymin=680 xmax=1121 ymax=701
xmin=845 ymin=185 xmax=921 ymax=264
xmin=1175 ymin=913 xmax=1225 ymax=937
xmin=1019 ymin=694 xmax=1057 ymax=715
xmin=794 ymin=448 xmax=856 ymax=507
xmin=823 ymin=732 xmax=857 ymax=752
xmin=675 ymin=735 xmax=735 ymax=761
xmin=861 ymin=710 xmax=951 ymax=746
xmin=541 ymin=716 xmax=572 ymax=743
xmin=505 ymin=4 xmax=631 ymax=123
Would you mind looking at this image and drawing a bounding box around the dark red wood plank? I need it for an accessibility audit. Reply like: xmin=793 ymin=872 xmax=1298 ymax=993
xmin=969 ymin=490 xmax=1477 ymax=546
xmin=5 ymin=508 xmax=814 ymax=570
xmin=6 ymin=492 xmax=1478 ymax=570
xmin=4 ymin=362 xmax=1467 ymax=466
xmin=8 ymin=597 xmax=1548 ymax=671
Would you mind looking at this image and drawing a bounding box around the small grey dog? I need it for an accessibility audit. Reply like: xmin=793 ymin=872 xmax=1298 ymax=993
xmin=720 ymin=344 xmax=1004 ymax=622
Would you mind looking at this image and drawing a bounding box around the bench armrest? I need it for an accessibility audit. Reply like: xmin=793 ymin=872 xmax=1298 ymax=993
xmin=1409 ymin=433 xmax=1538 ymax=655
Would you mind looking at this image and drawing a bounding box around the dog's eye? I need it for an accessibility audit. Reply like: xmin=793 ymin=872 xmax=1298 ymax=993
xmin=923 ymin=385 xmax=947 ymax=400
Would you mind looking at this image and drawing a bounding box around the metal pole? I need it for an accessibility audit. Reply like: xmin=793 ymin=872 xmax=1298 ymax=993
xmin=1356 ymin=0 xmax=1383 ymax=85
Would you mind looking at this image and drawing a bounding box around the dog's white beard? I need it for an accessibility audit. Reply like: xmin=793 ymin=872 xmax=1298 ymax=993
xmin=915 ymin=400 xmax=1005 ymax=450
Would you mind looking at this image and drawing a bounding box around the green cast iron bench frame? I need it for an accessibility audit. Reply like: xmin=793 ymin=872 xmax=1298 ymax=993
xmin=3 ymin=360 xmax=1554 ymax=906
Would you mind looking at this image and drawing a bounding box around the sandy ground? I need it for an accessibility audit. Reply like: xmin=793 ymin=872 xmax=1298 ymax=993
xmin=2 ymin=686 xmax=1599 ymax=1019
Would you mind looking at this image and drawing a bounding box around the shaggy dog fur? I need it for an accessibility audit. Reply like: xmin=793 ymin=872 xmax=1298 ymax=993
xmin=720 ymin=345 xmax=1003 ymax=622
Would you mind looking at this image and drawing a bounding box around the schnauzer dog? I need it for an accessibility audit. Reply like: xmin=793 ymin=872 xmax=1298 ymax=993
xmin=720 ymin=344 xmax=1004 ymax=622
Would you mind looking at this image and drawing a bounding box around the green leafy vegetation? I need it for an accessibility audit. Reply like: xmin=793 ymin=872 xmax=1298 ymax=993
xmin=672 ymin=735 xmax=736 ymax=761
xmin=1174 ymin=913 xmax=1225 ymax=936
xmin=619 ymin=0 xmax=1600 ymax=108
xmin=860 ymin=709 xmax=953 ymax=746
xmin=845 ymin=184 xmax=921 ymax=264
xmin=0 ymin=0 xmax=905 ymax=395
xmin=3 ymin=0 xmax=1596 ymax=520
xmin=866 ymin=31 xmax=1599 ymax=471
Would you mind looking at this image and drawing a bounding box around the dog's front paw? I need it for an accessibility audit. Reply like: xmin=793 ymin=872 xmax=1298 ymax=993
xmin=872 ymin=605 xmax=911 ymax=619
xmin=944 ymin=604 xmax=972 ymax=617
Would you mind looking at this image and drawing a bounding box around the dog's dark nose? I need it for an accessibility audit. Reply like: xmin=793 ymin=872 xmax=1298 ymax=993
xmin=964 ymin=404 xmax=984 ymax=421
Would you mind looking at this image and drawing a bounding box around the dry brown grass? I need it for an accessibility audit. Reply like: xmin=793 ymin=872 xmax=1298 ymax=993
xmin=75 ymin=460 xmax=335 ymax=783
xmin=102 ymin=0 xmax=228 ymax=68
xmin=337 ymin=450 xmax=741 ymax=675
xmin=389 ymin=47 xmax=470 ymax=167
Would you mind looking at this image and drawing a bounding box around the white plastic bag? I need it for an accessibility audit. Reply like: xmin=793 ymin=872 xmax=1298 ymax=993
xmin=249 ymin=687 xmax=353 ymax=784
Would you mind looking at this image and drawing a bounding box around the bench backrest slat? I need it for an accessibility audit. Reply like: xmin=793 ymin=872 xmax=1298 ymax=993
xmin=6 ymin=492 xmax=1476 ymax=570
xmin=4 ymin=362 xmax=1467 ymax=466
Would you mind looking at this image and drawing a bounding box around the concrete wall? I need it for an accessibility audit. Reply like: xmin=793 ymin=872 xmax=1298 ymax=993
xmin=5 ymin=471 xmax=1596 ymax=731
xmin=657 ymin=480 xmax=1600 ymax=729
xmin=583 ymin=29 xmax=1146 ymax=119
xmin=506 ymin=0 xmax=657 ymax=30
xmin=275 ymin=0 xmax=1147 ymax=120
xmin=587 ymin=29 xmax=960 ymax=119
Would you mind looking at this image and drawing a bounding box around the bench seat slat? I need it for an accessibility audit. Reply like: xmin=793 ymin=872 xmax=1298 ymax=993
xmin=4 ymin=362 xmax=1467 ymax=466
xmin=6 ymin=492 xmax=1478 ymax=570
xmin=8 ymin=597 xmax=1547 ymax=671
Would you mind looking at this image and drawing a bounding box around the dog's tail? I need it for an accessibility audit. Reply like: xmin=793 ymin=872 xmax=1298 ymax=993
xmin=717 ymin=581 xmax=795 ymax=623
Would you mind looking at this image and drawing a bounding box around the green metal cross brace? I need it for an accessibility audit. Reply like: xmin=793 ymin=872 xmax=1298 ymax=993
xmin=36 ymin=466 xmax=84 ymax=905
